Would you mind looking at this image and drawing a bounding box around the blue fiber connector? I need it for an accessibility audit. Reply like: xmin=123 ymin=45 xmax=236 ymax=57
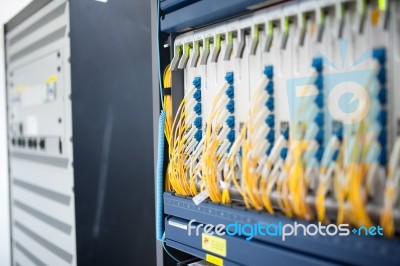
xmin=265 ymin=114 xmax=275 ymax=128
xmin=265 ymin=81 xmax=274 ymax=95
xmin=377 ymin=67 xmax=387 ymax=84
xmin=378 ymin=88 xmax=387 ymax=104
xmin=194 ymin=102 xmax=202 ymax=115
xmin=264 ymin=65 xmax=275 ymax=156
xmin=314 ymin=93 xmax=324 ymax=108
xmin=226 ymin=86 xmax=234 ymax=99
xmin=225 ymin=72 xmax=235 ymax=147
xmin=226 ymin=100 xmax=235 ymax=113
xmin=373 ymin=48 xmax=387 ymax=167
xmin=193 ymin=90 xmax=201 ymax=102
xmin=379 ymin=150 xmax=387 ymax=165
xmin=194 ymin=130 xmax=202 ymax=142
xmin=314 ymin=75 xmax=323 ymax=91
xmin=314 ymin=112 xmax=324 ymax=127
xmin=226 ymin=116 xmax=235 ymax=129
xmin=266 ymin=145 xmax=273 ymax=157
xmin=193 ymin=77 xmax=202 ymax=142
xmin=377 ymin=110 xmax=387 ymax=126
xmin=264 ymin=65 xmax=274 ymax=79
xmin=315 ymin=147 xmax=324 ymax=162
xmin=332 ymin=150 xmax=339 ymax=161
xmin=280 ymin=147 xmax=288 ymax=160
xmin=333 ymin=125 xmax=343 ymax=141
xmin=312 ymin=57 xmax=323 ymax=73
xmin=266 ymin=130 xmax=275 ymax=143
xmin=194 ymin=117 xmax=202 ymax=129
xmin=315 ymin=129 xmax=324 ymax=145
xmin=378 ymin=129 xmax=387 ymax=147
xmin=227 ymin=130 xmax=235 ymax=143
xmin=265 ymin=97 xmax=274 ymax=111
xmin=225 ymin=72 xmax=234 ymax=85
xmin=282 ymin=128 xmax=290 ymax=140
xmin=372 ymin=48 xmax=386 ymax=65
xmin=193 ymin=77 xmax=201 ymax=89
xmin=311 ymin=57 xmax=324 ymax=161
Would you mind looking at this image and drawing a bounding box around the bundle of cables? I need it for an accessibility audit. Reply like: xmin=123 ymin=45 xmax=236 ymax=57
xmin=240 ymin=66 xmax=275 ymax=210
xmin=200 ymin=72 xmax=235 ymax=203
xmin=343 ymin=49 xmax=387 ymax=228
xmin=162 ymin=46 xmax=400 ymax=237
xmin=381 ymin=135 xmax=400 ymax=236
xmin=315 ymin=125 xmax=343 ymax=223
xmin=168 ymin=77 xmax=202 ymax=196
xmin=274 ymin=57 xmax=325 ymax=221
xmin=163 ymin=65 xmax=173 ymax=191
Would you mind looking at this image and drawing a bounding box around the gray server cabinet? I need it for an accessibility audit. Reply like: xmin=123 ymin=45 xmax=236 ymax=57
xmin=4 ymin=0 xmax=156 ymax=265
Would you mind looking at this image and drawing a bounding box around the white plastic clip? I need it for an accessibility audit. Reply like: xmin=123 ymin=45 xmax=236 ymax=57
xmin=178 ymin=42 xmax=191 ymax=69
xmin=170 ymin=44 xmax=182 ymax=71
xmin=192 ymin=189 xmax=209 ymax=205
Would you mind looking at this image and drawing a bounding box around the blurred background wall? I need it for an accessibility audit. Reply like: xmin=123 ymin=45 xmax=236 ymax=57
xmin=0 ymin=1 xmax=32 ymax=265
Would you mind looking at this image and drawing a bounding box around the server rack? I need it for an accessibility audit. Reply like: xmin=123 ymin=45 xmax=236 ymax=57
xmin=4 ymin=0 xmax=155 ymax=265
xmin=153 ymin=0 xmax=400 ymax=265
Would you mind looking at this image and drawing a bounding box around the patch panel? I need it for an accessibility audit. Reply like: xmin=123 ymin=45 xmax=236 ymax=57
xmin=157 ymin=0 xmax=400 ymax=264
xmin=165 ymin=0 xmax=400 ymax=222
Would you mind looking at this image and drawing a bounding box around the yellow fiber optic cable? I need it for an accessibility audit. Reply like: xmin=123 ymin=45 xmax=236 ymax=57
xmin=241 ymin=137 xmax=263 ymax=210
xmin=261 ymin=158 xmax=285 ymax=214
xmin=276 ymin=148 xmax=294 ymax=218
xmin=345 ymin=122 xmax=373 ymax=227
xmin=200 ymin=79 xmax=235 ymax=203
xmin=221 ymin=133 xmax=243 ymax=205
xmin=168 ymin=98 xmax=193 ymax=196
xmin=230 ymin=124 xmax=251 ymax=208
xmin=380 ymin=136 xmax=400 ymax=236
xmin=288 ymin=138 xmax=313 ymax=220
xmin=201 ymin=94 xmax=224 ymax=203
xmin=163 ymin=65 xmax=173 ymax=191
xmin=260 ymin=174 xmax=274 ymax=214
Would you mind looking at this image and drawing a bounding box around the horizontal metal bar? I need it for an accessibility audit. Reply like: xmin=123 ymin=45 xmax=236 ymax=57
xmin=164 ymin=192 xmax=400 ymax=266
xmin=10 ymin=152 xmax=69 ymax=168
xmin=160 ymin=0 xmax=280 ymax=33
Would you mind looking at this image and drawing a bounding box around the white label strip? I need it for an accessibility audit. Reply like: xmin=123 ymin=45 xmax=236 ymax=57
xmin=168 ymin=220 xmax=188 ymax=230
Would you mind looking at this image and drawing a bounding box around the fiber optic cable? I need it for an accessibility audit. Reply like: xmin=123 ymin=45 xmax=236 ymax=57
xmin=242 ymin=131 xmax=263 ymax=210
xmin=261 ymin=147 xmax=288 ymax=214
xmin=161 ymin=232 xmax=181 ymax=263
xmin=346 ymin=48 xmax=387 ymax=228
xmin=260 ymin=127 xmax=290 ymax=214
xmin=201 ymin=72 xmax=235 ymax=203
xmin=229 ymin=124 xmax=251 ymax=208
xmin=315 ymin=126 xmax=343 ymax=223
xmin=163 ymin=65 xmax=173 ymax=191
xmin=381 ymin=135 xmax=400 ymax=236
xmin=344 ymin=121 xmax=374 ymax=227
xmin=167 ymin=76 xmax=205 ymax=197
xmin=242 ymin=66 xmax=274 ymax=210
xmin=261 ymin=128 xmax=290 ymax=179
xmin=288 ymin=57 xmax=324 ymax=220
xmin=222 ymin=128 xmax=245 ymax=205
xmin=280 ymin=61 xmax=323 ymax=218
xmin=362 ymin=49 xmax=388 ymax=200
xmin=276 ymin=142 xmax=295 ymax=218
xmin=168 ymin=87 xmax=198 ymax=196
